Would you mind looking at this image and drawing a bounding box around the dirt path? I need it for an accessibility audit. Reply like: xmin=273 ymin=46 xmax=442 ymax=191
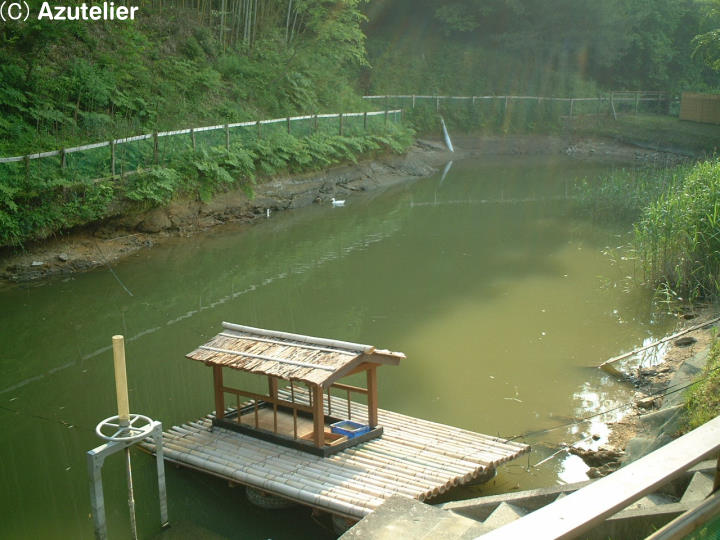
xmin=0 ymin=134 xmax=684 ymax=284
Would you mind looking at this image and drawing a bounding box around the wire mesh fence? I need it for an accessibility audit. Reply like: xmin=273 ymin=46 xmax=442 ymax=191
xmin=363 ymin=92 xmax=666 ymax=130
xmin=0 ymin=110 xmax=402 ymax=187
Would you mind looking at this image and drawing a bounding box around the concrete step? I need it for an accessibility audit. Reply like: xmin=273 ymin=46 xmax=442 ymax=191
xmin=681 ymin=471 xmax=714 ymax=504
xmin=483 ymin=502 xmax=528 ymax=529
xmin=625 ymin=493 xmax=675 ymax=511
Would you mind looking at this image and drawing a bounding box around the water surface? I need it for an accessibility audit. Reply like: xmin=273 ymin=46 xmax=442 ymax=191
xmin=0 ymin=155 xmax=674 ymax=538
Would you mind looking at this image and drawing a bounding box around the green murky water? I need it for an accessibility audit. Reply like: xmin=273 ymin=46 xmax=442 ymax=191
xmin=0 ymin=155 xmax=675 ymax=539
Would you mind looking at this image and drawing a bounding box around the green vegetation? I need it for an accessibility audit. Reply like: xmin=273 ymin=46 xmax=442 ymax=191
xmin=684 ymin=336 xmax=720 ymax=431
xmin=0 ymin=123 xmax=413 ymax=247
xmin=571 ymin=165 xmax=687 ymax=222
xmin=635 ymin=159 xmax=720 ymax=302
xmin=574 ymin=158 xmax=720 ymax=302
xmin=0 ymin=1 xmax=369 ymax=156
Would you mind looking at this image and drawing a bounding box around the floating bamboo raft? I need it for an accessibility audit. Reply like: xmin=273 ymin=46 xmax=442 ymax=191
xmin=141 ymin=390 xmax=529 ymax=519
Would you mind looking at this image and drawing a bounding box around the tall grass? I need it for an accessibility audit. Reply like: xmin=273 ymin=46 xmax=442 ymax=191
xmin=684 ymin=336 xmax=720 ymax=431
xmin=571 ymin=166 xmax=687 ymax=222
xmin=634 ymin=159 xmax=720 ymax=302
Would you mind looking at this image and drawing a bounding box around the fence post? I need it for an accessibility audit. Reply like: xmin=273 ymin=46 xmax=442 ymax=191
xmin=412 ymin=95 xmax=416 ymax=109
xmin=286 ymin=116 xmax=291 ymax=134
xmin=61 ymin=148 xmax=66 ymax=170
xmin=610 ymin=92 xmax=617 ymax=120
xmin=505 ymin=96 xmax=509 ymax=115
xmin=436 ymin=96 xmax=440 ymax=112
xmin=256 ymin=120 xmax=261 ymax=139
xmin=313 ymin=114 xmax=318 ymax=133
xmin=153 ymin=132 xmax=158 ymax=165
xmin=225 ymin=124 xmax=230 ymax=153
xmin=569 ymin=99 xmax=574 ymax=118
xmin=110 ymin=141 xmax=116 ymax=177
xmin=191 ymin=128 xmax=196 ymax=152
xmin=635 ymin=91 xmax=640 ymax=114
xmin=384 ymin=109 xmax=388 ymax=127
xmin=24 ymin=155 xmax=29 ymax=179
xmin=363 ymin=111 xmax=367 ymax=130
xmin=339 ymin=113 xmax=343 ymax=136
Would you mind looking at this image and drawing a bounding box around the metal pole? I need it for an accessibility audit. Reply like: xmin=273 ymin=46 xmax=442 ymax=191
xmin=125 ymin=448 xmax=138 ymax=540
xmin=154 ymin=423 xmax=169 ymax=527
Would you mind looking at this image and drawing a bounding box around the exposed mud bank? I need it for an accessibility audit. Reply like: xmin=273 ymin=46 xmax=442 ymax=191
xmin=570 ymin=310 xmax=719 ymax=477
xmin=0 ymin=134 xmax=686 ymax=284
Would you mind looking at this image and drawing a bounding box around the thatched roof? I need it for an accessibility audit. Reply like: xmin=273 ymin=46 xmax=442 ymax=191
xmin=186 ymin=322 xmax=404 ymax=387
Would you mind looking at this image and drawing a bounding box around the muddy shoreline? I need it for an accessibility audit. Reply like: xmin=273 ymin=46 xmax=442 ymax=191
xmin=0 ymin=134 xmax=685 ymax=284
xmin=571 ymin=309 xmax=719 ymax=477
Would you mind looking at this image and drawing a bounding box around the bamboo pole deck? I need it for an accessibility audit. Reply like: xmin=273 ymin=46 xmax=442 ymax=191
xmin=141 ymin=394 xmax=528 ymax=519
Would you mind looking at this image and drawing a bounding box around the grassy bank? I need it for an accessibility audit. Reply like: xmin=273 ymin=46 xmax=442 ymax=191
xmin=685 ymin=336 xmax=720 ymax=431
xmin=0 ymin=123 xmax=414 ymax=247
xmin=571 ymin=114 xmax=720 ymax=156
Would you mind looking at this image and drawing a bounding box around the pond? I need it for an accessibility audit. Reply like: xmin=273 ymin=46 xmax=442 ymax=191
xmin=0 ymin=154 xmax=675 ymax=539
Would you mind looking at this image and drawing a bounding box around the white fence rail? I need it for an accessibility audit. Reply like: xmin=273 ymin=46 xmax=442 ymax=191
xmin=0 ymin=109 xmax=402 ymax=166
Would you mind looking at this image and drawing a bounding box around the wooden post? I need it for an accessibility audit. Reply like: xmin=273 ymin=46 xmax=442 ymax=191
xmin=635 ymin=91 xmax=640 ymax=114
xmin=312 ymin=385 xmax=324 ymax=448
xmin=112 ymin=335 xmax=130 ymax=424
xmin=225 ymin=124 xmax=230 ymax=153
xmin=191 ymin=128 xmax=196 ymax=152
xmin=436 ymin=96 xmax=440 ymax=112
xmin=327 ymin=388 xmax=332 ymax=416
xmin=153 ymin=131 xmax=158 ymax=164
xmin=367 ymin=366 xmax=378 ymax=428
xmin=363 ymin=111 xmax=367 ymax=130
xmin=412 ymin=95 xmax=416 ymax=109
xmin=24 ymin=155 xmax=29 ymax=179
xmin=287 ymin=116 xmax=291 ymax=134
xmin=61 ymin=148 xmax=66 ymax=170
xmin=110 ymin=141 xmax=116 ymax=177
xmin=569 ymin=99 xmax=574 ymax=118
xmin=269 ymin=376 xmax=278 ymax=433
xmin=213 ymin=366 xmax=225 ymax=420
xmin=339 ymin=113 xmax=343 ymax=136
xmin=714 ymin=453 xmax=720 ymax=494
xmin=384 ymin=109 xmax=388 ymax=127
xmin=256 ymin=120 xmax=261 ymax=139
xmin=314 ymin=114 xmax=318 ymax=133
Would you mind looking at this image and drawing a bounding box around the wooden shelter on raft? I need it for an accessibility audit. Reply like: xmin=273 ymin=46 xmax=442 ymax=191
xmin=186 ymin=322 xmax=404 ymax=457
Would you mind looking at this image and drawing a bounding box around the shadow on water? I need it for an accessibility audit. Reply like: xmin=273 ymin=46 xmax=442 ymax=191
xmin=0 ymin=154 xmax=676 ymax=538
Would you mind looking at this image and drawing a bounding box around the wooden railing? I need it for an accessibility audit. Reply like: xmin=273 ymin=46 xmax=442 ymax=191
xmin=477 ymin=415 xmax=720 ymax=539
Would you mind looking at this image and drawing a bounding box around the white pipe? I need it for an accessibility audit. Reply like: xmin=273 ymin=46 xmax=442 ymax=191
xmin=440 ymin=116 xmax=455 ymax=152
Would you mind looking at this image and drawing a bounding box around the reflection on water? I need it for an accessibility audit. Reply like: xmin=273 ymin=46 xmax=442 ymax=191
xmin=0 ymin=155 xmax=675 ymax=538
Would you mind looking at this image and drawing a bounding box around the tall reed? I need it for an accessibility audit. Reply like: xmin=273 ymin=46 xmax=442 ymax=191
xmin=634 ymin=159 xmax=720 ymax=302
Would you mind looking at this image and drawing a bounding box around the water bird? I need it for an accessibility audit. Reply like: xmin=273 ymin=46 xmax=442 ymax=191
xmin=331 ymin=198 xmax=346 ymax=207
xmin=266 ymin=208 xmax=271 ymax=218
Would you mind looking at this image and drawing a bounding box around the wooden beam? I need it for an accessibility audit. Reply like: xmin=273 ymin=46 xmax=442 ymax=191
xmin=312 ymin=385 xmax=325 ymax=448
xmin=221 ymin=386 xmax=313 ymax=414
xmin=213 ymin=366 xmax=225 ymax=420
xmin=367 ymin=366 xmax=378 ymax=428
xmin=331 ymin=382 xmax=368 ymax=395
